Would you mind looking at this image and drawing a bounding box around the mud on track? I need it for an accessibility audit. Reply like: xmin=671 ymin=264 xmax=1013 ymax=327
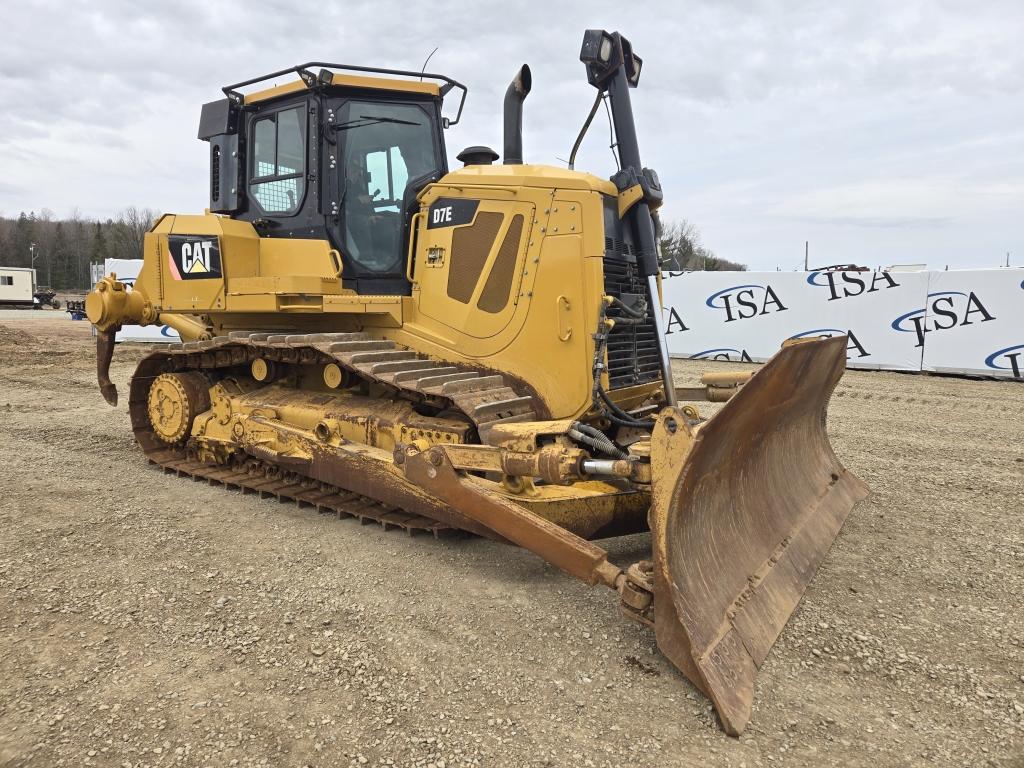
xmin=1 ymin=313 xmax=1022 ymax=767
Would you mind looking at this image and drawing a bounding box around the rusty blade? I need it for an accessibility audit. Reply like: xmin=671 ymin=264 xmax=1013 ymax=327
xmin=649 ymin=336 xmax=868 ymax=735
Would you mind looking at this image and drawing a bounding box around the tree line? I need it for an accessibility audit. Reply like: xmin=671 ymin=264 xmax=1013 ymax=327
xmin=0 ymin=208 xmax=157 ymax=290
xmin=0 ymin=208 xmax=744 ymax=291
xmin=659 ymin=220 xmax=747 ymax=272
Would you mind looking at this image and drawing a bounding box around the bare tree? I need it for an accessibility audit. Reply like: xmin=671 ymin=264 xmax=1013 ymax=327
xmin=659 ymin=220 xmax=702 ymax=269
xmin=107 ymin=206 xmax=158 ymax=261
xmin=659 ymin=218 xmax=746 ymax=272
xmin=67 ymin=208 xmax=91 ymax=287
xmin=36 ymin=208 xmax=56 ymax=285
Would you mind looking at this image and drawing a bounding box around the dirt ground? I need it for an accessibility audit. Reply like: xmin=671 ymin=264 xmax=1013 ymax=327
xmin=0 ymin=312 xmax=1021 ymax=768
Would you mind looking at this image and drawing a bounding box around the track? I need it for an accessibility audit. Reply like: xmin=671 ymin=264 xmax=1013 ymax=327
xmin=147 ymin=446 xmax=454 ymax=536
xmin=163 ymin=331 xmax=542 ymax=436
xmin=126 ymin=331 xmax=544 ymax=535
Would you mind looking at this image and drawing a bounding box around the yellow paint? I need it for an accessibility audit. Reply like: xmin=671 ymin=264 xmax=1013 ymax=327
xmin=188 ymin=378 xmax=646 ymax=534
xmin=242 ymin=80 xmax=310 ymax=104
xmin=258 ymin=238 xmax=342 ymax=279
xmin=617 ymin=183 xmax=644 ymax=218
xmin=228 ymin=276 xmax=342 ymax=295
xmin=443 ymin=163 xmax=617 ymax=195
xmin=324 ymin=295 xmax=403 ymax=326
xmin=89 ymin=163 xmax=662 ymax=420
xmin=242 ymin=73 xmax=441 ymax=105
xmin=326 ymin=72 xmax=440 ymax=96
xmin=323 ymin=363 xmax=344 ymax=389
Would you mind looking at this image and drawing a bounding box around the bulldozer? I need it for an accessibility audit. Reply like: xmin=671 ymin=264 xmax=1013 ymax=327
xmin=84 ymin=30 xmax=867 ymax=735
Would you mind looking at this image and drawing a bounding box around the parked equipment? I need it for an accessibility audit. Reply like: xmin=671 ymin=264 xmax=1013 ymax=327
xmin=34 ymin=287 xmax=59 ymax=309
xmin=0 ymin=267 xmax=61 ymax=308
xmin=85 ymin=30 xmax=867 ymax=734
xmin=66 ymin=299 xmax=87 ymax=320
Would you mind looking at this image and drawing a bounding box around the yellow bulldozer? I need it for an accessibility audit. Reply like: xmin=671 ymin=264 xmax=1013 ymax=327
xmin=85 ymin=30 xmax=867 ymax=734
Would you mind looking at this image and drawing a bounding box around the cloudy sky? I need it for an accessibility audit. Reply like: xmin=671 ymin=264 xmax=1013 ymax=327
xmin=2 ymin=0 xmax=1021 ymax=270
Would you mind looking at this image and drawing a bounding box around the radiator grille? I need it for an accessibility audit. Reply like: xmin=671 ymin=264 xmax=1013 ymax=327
xmin=603 ymin=237 xmax=662 ymax=389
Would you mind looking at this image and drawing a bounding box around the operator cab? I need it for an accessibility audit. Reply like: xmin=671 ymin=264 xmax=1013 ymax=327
xmin=197 ymin=64 xmax=466 ymax=295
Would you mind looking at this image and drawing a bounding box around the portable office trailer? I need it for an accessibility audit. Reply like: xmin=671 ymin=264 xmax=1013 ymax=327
xmin=0 ymin=267 xmax=37 ymax=306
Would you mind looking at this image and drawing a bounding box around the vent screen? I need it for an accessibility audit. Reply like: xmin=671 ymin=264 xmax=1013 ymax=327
xmin=447 ymin=211 xmax=503 ymax=304
xmin=211 ymin=144 xmax=221 ymax=202
xmin=477 ymin=214 xmax=524 ymax=313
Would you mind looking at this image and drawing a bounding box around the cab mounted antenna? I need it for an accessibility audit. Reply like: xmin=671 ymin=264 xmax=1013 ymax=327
xmin=420 ymin=47 xmax=439 ymax=80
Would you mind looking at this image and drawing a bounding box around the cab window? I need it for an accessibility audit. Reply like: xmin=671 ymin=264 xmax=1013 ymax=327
xmin=337 ymin=101 xmax=439 ymax=274
xmin=363 ymin=147 xmax=409 ymax=213
xmin=250 ymin=105 xmax=306 ymax=214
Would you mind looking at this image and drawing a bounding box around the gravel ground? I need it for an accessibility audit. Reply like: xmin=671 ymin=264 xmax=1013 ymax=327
xmin=0 ymin=314 xmax=1022 ymax=768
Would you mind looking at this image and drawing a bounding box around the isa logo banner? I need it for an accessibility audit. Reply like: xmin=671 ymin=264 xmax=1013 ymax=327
xmin=920 ymin=269 xmax=1024 ymax=378
xmin=662 ymin=268 xmax=1022 ymax=377
xmin=662 ymin=270 xmax=928 ymax=371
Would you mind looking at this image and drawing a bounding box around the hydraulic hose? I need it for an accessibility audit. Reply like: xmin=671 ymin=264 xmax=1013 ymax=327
xmin=569 ymin=422 xmax=628 ymax=459
xmin=590 ymin=300 xmax=655 ymax=429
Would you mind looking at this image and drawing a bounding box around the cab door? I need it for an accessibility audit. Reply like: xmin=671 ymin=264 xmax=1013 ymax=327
xmin=413 ymin=193 xmax=535 ymax=339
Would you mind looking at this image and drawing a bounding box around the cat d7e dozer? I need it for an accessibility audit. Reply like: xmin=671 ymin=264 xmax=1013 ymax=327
xmin=85 ymin=30 xmax=867 ymax=734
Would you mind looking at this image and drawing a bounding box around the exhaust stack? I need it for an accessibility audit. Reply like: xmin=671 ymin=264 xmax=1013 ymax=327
xmin=503 ymin=64 xmax=531 ymax=164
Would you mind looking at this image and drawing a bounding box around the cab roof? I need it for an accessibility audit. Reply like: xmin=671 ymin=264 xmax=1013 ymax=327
xmin=223 ymin=62 xmax=466 ymax=125
xmin=242 ymin=72 xmax=441 ymax=105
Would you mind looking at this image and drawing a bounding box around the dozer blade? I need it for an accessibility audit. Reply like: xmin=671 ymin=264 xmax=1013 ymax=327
xmin=649 ymin=336 xmax=868 ymax=735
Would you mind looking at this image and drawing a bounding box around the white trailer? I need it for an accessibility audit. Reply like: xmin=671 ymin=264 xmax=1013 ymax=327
xmin=0 ymin=266 xmax=38 ymax=307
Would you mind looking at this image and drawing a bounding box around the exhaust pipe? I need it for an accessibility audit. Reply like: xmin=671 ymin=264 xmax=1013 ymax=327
xmin=503 ymin=64 xmax=531 ymax=165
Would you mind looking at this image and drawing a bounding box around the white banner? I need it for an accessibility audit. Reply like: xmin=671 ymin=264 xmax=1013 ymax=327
xmin=663 ymin=270 xmax=929 ymax=371
xmin=919 ymin=269 xmax=1024 ymax=379
xmin=663 ymin=269 xmax=1023 ymax=380
xmin=103 ymin=258 xmax=180 ymax=343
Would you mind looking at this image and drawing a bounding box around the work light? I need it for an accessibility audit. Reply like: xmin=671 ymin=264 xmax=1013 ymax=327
xmin=581 ymin=29 xmax=615 ymax=64
xmin=580 ymin=30 xmax=642 ymax=89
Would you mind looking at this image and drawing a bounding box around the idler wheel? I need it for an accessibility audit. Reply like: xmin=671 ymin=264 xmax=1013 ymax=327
xmin=147 ymin=372 xmax=211 ymax=444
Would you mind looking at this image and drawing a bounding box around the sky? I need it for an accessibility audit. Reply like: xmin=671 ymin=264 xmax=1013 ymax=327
xmin=1 ymin=0 xmax=1021 ymax=271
